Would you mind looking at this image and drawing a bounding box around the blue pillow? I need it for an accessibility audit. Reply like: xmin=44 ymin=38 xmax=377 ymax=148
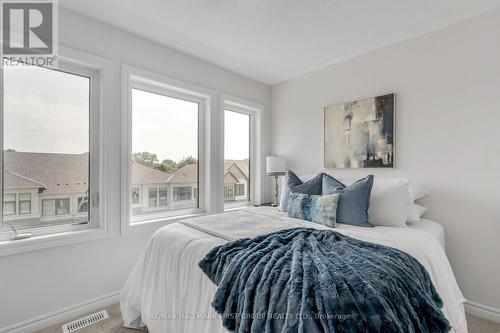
xmin=287 ymin=192 xmax=340 ymax=227
xmin=322 ymin=174 xmax=374 ymax=227
xmin=280 ymin=171 xmax=323 ymax=211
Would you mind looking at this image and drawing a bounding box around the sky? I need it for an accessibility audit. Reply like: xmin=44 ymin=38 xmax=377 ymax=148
xmin=4 ymin=66 xmax=250 ymax=162
xmin=4 ymin=65 xmax=90 ymax=154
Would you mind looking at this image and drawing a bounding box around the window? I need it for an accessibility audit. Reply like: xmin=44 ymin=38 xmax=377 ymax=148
xmin=224 ymin=110 xmax=250 ymax=207
xmin=129 ymin=83 xmax=200 ymax=223
xmin=159 ymin=187 xmax=168 ymax=206
xmin=235 ymin=184 xmax=245 ymax=196
xmin=19 ymin=193 xmax=32 ymax=214
xmin=146 ymin=187 xmax=168 ymax=208
xmin=77 ymin=196 xmax=88 ymax=213
xmin=42 ymin=199 xmax=70 ymax=217
xmin=148 ymin=188 xmax=158 ymax=207
xmin=131 ymin=187 xmax=140 ymax=204
xmin=224 ymin=185 xmax=234 ymax=201
xmin=3 ymin=194 xmax=16 ymax=216
xmin=2 ymin=64 xmax=91 ymax=232
xmin=173 ymin=186 xmax=192 ymax=201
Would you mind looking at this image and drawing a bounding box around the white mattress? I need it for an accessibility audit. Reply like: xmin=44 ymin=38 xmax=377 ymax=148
xmin=120 ymin=207 xmax=466 ymax=333
xmin=407 ymin=218 xmax=446 ymax=249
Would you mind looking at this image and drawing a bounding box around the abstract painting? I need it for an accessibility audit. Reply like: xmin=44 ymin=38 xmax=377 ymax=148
xmin=324 ymin=93 xmax=394 ymax=168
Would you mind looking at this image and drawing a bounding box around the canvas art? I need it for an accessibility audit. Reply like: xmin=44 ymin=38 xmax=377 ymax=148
xmin=324 ymin=93 xmax=394 ymax=168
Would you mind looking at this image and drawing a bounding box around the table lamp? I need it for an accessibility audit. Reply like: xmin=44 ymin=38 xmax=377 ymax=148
xmin=266 ymin=155 xmax=286 ymax=207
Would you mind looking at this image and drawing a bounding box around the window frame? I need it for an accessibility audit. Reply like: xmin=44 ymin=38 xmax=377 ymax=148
xmin=42 ymin=198 xmax=71 ymax=217
xmin=235 ymin=184 xmax=245 ymax=196
xmin=121 ymin=65 xmax=214 ymax=235
xmin=18 ymin=193 xmax=32 ymax=214
xmin=222 ymin=95 xmax=262 ymax=211
xmin=0 ymin=46 xmax=111 ymax=256
xmin=173 ymin=186 xmax=192 ymax=202
xmin=3 ymin=193 xmax=16 ymax=216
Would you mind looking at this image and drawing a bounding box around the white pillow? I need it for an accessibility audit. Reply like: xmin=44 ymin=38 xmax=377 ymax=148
xmin=409 ymin=185 xmax=429 ymax=202
xmin=406 ymin=203 xmax=428 ymax=222
xmin=281 ymin=173 xmax=413 ymax=227
xmin=367 ymin=178 xmax=410 ymax=227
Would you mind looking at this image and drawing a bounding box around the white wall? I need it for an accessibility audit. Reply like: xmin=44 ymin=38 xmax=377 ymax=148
xmin=0 ymin=8 xmax=270 ymax=330
xmin=271 ymin=9 xmax=500 ymax=312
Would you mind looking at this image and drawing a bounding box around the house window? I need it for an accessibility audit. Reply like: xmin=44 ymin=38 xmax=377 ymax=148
xmin=193 ymin=187 xmax=198 ymax=200
xmin=131 ymin=187 xmax=140 ymax=204
xmin=77 ymin=196 xmax=88 ymax=213
xmin=224 ymin=109 xmax=251 ymax=207
xmin=19 ymin=193 xmax=32 ymax=214
xmin=224 ymin=185 xmax=234 ymax=201
xmin=146 ymin=187 xmax=168 ymax=208
xmin=129 ymin=82 xmax=200 ymax=223
xmin=2 ymin=64 xmax=91 ymax=232
xmin=235 ymin=184 xmax=245 ymax=196
xmin=148 ymin=188 xmax=158 ymax=207
xmin=173 ymin=186 xmax=192 ymax=201
xmin=3 ymin=194 xmax=16 ymax=216
xmin=42 ymin=199 xmax=70 ymax=217
xmin=159 ymin=187 xmax=168 ymax=206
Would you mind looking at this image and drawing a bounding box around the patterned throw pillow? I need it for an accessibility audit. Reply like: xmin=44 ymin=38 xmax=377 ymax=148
xmin=286 ymin=192 xmax=340 ymax=227
xmin=280 ymin=171 xmax=323 ymax=212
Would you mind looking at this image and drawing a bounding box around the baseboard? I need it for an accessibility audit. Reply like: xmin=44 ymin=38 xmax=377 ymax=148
xmin=3 ymin=292 xmax=498 ymax=331
xmin=0 ymin=291 xmax=120 ymax=333
xmin=465 ymin=300 xmax=500 ymax=324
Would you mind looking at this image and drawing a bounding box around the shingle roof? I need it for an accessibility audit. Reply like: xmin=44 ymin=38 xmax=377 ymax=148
xmin=167 ymin=164 xmax=198 ymax=183
xmin=4 ymin=152 xmax=248 ymax=192
xmin=5 ymin=151 xmax=88 ymax=195
xmin=224 ymin=159 xmax=249 ymax=178
xmin=4 ymin=170 xmax=46 ymax=190
xmin=131 ymin=162 xmax=171 ymax=185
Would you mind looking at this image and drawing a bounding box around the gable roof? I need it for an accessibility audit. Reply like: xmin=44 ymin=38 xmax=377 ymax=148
xmin=131 ymin=162 xmax=171 ymax=185
xmin=4 ymin=151 xmax=89 ymax=195
xmin=168 ymin=164 xmax=198 ymax=183
xmin=4 ymin=170 xmax=46 ymax=190
xmin=4 ymin=152 xmax=249 ymax=193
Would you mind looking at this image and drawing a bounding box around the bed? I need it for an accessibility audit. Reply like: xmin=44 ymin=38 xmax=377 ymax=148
xmin=120 ymin=207 xmax=467 ymax=333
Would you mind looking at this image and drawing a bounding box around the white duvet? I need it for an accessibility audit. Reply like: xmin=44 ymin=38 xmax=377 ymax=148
xmin=120 ymin=207 xmax=467 ymax=333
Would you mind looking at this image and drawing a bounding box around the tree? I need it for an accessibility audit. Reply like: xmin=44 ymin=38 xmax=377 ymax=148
xmin=177 ymin=155 xmax=197 ymax=169
xmin=159 ymin=159 xmax=178 ymax=173
xmin=133 ymin=152 xmax=159 ymax=168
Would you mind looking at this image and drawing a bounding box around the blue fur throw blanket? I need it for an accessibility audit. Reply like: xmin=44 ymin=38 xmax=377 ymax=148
xmin=199 ymin=228 xmax=450 ymax=333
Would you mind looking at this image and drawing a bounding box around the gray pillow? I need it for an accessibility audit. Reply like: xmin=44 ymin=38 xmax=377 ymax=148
xmin=322 ymin=174 xmax=374 ymax=227
xmin=280 ymin=171 xmax=323 ymax=211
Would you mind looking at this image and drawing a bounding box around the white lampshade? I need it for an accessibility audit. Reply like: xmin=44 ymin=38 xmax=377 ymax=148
xmin=266 ymin=156 xmax=286 ymax=175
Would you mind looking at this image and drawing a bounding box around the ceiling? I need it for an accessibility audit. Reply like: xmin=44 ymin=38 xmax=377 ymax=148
xmin=60 ymin=0 xmax=500 ymax=85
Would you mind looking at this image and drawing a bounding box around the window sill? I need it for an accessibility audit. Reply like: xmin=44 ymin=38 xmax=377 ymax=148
xmin=0 ymin=227 xmax=107 ymax=257
xmin=224 ymin=202 xmax=253 ymax=212
xmin=123 ymin=211 xmax=208 ymax=235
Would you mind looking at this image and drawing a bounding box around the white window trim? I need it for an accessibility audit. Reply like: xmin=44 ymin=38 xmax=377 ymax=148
xmin=222 ymin=93 xmax=263 ymax=211
xmin=0 ymin=46 xmax=112 ymax=257
xmin=121 ymin=65 xmax=215 ymax=235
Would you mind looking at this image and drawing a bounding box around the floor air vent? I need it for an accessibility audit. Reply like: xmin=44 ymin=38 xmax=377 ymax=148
xmin=62 ymin=310 xmax=109 ymax=333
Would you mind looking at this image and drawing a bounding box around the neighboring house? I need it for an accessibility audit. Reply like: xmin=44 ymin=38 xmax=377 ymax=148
xmin=3 ymin=151 xmax=249 ymax=229
xmin=224 ymin=160 xmax=250 ymax=202
xmin=3 ymin=151 xmax=90 ymax=229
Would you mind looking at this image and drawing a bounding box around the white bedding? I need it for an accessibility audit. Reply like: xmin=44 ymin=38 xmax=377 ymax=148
xmin=408 ymin=218 xmax=446 ymax=249
xmin=120 ymin=207 xmax=467 ymax=333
